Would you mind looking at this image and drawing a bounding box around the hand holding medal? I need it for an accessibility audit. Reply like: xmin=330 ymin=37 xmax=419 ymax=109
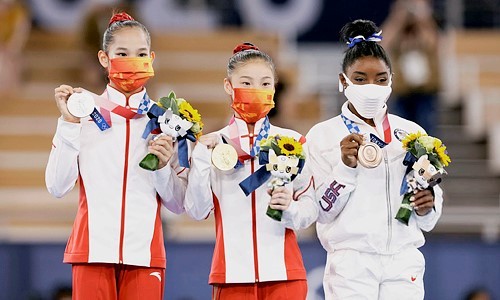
xmin=54 ymin=85 xmax=87 ymax=123
xmin=212 ymin=142 xmax=238 ymax=171
xmin=67 ymin=92 xmax=96 ymax=118
xmin=340 ymin=133 xmax=364 ymax=168
xmin=341 ymin=133 xmax=382 ymax=169
xmin=358 ymin=136 xmax=382 ymax=168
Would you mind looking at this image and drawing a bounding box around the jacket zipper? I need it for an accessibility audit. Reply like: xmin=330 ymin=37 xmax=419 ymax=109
xmin=119 ymin=97 xmax=131 ymax=264
xmin=384 ymin=149 xmax=392 ymax=252
xmin=249 ymin=135 xmax=260 ymax=282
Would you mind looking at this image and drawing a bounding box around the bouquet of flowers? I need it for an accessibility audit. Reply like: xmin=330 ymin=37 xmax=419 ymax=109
xmin=395 ymin=132 xmax=451 ymax=225
xmin=140 ymin=91 xmax=203 ymax=170
xmin=239 ymin=135 xmax=305 ymax=221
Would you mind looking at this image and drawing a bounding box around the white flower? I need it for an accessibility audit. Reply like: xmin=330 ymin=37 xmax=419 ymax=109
xmin=418 ymin=136 xmax=436 ymax=152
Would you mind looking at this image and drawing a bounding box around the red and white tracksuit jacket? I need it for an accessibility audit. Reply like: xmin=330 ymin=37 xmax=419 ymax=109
xmin=184 ymin=117 xmax=318 ymax=284
xmin=45 ymin=86 xmax=187 ymax=268
xmin=307 ymin=102 xmax=443 ymax=255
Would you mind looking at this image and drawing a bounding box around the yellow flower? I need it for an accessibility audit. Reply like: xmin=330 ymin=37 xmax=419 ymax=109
xmin=277 ymin=136 xmax=303 ymax=157
xmin=436 ymin=145 xmax=451 ymax=167
xmin=178 ymin=100 xmax=202 ymax=123
xmin=190 ymin=120 xmax=204 ymax=137
xmin=402 ymin=131 xmax=425 ymax=149
xmin=433 ymin=138 xmax=443 ymax=150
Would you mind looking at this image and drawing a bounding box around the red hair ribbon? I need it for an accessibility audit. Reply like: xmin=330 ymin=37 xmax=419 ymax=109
xmin=108 ymin=12 xmax=135 ymax=27
xmin=233 ymin=42 xmax=259 ymax=55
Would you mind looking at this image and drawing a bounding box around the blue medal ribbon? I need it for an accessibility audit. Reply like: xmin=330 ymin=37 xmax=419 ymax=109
xmin=136 ymin=93 xmax=152 ymax=115
xmin=369 ymin=133 xmax=388 ymax=148
xmin=341 ymin=114 xmax=387 ymax=148
xmin=250 ymin=117 xmax=270 ymax=157
xmin=90 ymin=92 xmax=151 ymax=131
xmin=89 ymin=108 xmax=111 ymax=131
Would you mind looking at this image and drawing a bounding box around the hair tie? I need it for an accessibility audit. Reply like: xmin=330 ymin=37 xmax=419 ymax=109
xmin=347 ymin=31 xmax=383 ymax=48
xmin=108 ymin=12 xmax=135 ymax=27
xmin=233 ymin=42 xmax=260 ymax=55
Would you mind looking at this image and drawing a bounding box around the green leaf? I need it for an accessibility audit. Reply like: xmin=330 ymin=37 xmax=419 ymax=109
xmin=158 ymin=96 xmax=171 ymax=109
xmin=428 ymin=154 xmax=443 ymax=170
xmin=415 ymin=143 xmax=427 ymax=157
xmin=270 ymin=139 xmax=281 ymax=155
xmin=158 ymin=91 xmax=179 ymax=115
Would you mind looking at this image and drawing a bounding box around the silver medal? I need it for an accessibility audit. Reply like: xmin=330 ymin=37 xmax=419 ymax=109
xmin=67 ymin=92 xmax=95 ymax=118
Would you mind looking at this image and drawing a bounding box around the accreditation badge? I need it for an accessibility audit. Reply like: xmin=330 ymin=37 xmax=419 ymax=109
xmin=211 ymin=143 xmax=238 ymax=171
xmin=67 ymin=92 xmax=95 ymax=118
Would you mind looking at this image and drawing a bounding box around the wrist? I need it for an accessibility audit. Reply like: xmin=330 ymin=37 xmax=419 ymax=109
xmin=62 ymin=115 xmax=80 ymax=123
xmin=416 ymin=208 xmax=432 ymax=216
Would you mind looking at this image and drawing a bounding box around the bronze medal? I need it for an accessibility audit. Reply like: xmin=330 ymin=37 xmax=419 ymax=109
xmin=358 ymin=142 xmax=382 ymax=168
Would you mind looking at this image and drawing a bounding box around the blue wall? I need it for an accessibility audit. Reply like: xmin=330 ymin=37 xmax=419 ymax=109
xmin=0 ymin=237 xmax=498 ymax=300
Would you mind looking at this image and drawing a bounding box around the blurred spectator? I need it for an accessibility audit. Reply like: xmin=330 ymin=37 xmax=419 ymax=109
xmin=0 ymin=0 xmax=30 ymax=95
xmin=81 ymin=0 xmax=135 ymax=89
xmin=464 ymin=287 xmax=494 ymax=300
xmin=382 ymin=0 xmax=440 ymax=135
xmin=207 ymin=0 xmax=242 ymax=26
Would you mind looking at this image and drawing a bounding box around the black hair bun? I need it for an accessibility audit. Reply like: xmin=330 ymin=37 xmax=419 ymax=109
xmin=339 ymin=19 xmax=380 ymax=44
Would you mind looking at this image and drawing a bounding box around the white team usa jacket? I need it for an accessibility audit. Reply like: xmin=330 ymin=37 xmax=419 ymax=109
xmin=306 ymin=102 xmax=443 ymax=255
xmin=45 ymin=86 xmax=187 ymax=268
xmin=184 ymin=117 xmax=318 ymax=284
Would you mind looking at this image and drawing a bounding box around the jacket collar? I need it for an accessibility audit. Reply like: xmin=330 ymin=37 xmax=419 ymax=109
xmin=105 ymin=85 xmax=147 ymax=108
xmin=341 ymin=101 xmax=389 ymax=137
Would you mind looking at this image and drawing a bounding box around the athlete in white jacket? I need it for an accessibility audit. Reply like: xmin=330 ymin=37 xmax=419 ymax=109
xmin=46 ymin=86 xmax=187 ymax=267
xmin=184 ymin=42 xmax=318 ymax=299
xmin=306 ymin=20 xmax=443 ymax=300
xmin=45 ymin=12 xmax=187 ymax=299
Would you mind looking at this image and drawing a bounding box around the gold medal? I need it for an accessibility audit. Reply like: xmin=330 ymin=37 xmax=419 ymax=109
xmin=67 ymin=92 xmax=95 ymax=118
xmin=358 ymin=142 xmax=382 ymax=168
xmin=211 ymin=143 xmax=238 ymax=171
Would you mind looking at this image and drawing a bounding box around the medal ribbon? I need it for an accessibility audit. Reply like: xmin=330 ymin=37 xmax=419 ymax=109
xmin=228 ymin=116 xmax=270 ymax=167
xmin=340 ymin=114 xmax=390 ymax=148
xmin=93 ymin=92 xmax=151 ymax=120
xmin=87 ymin=91 xmax=151 ymax=131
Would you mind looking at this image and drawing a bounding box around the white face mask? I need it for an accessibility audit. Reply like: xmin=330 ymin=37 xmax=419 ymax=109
xmin=340 ymin=73 xmax=392 ymax=119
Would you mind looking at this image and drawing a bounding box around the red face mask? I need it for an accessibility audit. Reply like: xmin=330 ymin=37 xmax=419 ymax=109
xmin=231 ymin=88 xmax=275 ymax=124
xmin=108 ymin=57 xmax=154 ymax=93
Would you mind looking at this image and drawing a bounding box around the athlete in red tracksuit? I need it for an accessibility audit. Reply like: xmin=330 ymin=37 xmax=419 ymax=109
xmin=45 ymin=12 xmax=187 ymax=300
xmin=184 ymin=43 xmax=318 ymax=299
